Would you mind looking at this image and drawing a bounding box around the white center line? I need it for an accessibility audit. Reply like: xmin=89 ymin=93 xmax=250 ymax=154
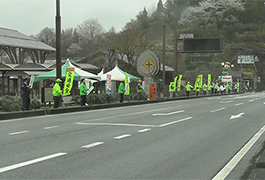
xmin=138 ymin=129 xmax=151 ymax=133
xmin=82 ymin=142 xmax=104 ymax=149
xmin=159 ymin=117 xmax=192 ymax=127
xmin=43 ymin=126 xmax=58 ymax=130
xmin=0 ymin=152 xmax=67 ymax=173
xmin=114 ymin=134 xmax=131 ymax=140
xmin=8 ymin=131 xmax=29 ymax=135
xmin=235 ymin=103 xmax=243 ymax=106
xmin=152 ymin=110 xmax=184 ymax=116
xmin=212 ymin=125 xmax=265 ymax=180
xmin=210 ymin=108 xmax=225 ymax=113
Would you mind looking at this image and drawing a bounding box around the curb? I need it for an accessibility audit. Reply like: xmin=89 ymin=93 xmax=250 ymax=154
xmin=0 ymin=93 xmax=241 ymax=120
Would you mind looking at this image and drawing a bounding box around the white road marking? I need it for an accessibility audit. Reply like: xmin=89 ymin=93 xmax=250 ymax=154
xmin=76 ymin=122 xmax=157 ymax=127
xmin=152 ymin=110 xmax=184 ymax=116
xmin=249 ymin=99 xmax=255 ymax=102
xmin=114 ymin=134 xmax=131 ymax=140
xmin=235 ymin=103 xmax=243 ymax=106
xmin=8 ymin=131 xmax=29 ymax=135
xmin=82 ymin=142 xmax=104 ymax=149
xmin=210 ymin=108 xmax=225 ymax=113
xmin=230 ymin=113 xmax=245 ymax=120
xmin=138 ymin=128 xmax=151 ymax=133
xmin=0 ymin=152 xmax=67 ymax=173
xmin=43 ymin=126 xmax=58 ymax=130
xmin=212 ymin=125 xmax=265 ymax=180
xmin=159 ymin=117 xmax=192 ymax=127
xmin=220 ymin=100 xmax=233 ymax=104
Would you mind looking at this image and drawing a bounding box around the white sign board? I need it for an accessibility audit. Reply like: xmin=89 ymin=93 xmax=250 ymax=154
xmin=222 ymin=76 xmax=232 ymax=83
xmin=180 ymin=34 xmax=194 ymax=39
xmin=237 ymin=55 xmax=254 ymax=64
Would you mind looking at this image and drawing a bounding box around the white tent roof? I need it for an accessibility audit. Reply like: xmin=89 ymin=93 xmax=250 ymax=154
xmin=99 ymin=65 xmax=140 ymax=82
xmin=68 ymin=60 xmax=101 ymax=81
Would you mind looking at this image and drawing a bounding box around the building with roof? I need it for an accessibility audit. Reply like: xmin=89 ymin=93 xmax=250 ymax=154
xmin=0 ymin=27 xmax=55 ymax=64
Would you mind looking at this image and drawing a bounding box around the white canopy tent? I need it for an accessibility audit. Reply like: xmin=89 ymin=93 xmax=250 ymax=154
xmin=99 ymin=65 xmax=140 ymax=82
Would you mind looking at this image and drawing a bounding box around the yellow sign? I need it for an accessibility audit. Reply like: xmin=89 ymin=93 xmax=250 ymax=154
xmin=63 ymin=67 xmax=75 ymax=96
xmin=143 ymin=59 xmax=155 ymax=71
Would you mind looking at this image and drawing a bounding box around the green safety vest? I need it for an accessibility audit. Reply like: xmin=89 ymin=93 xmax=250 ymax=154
xmin=80 ymin=83 xmax=88 ymax=95
xmin=118 ymin=82 xmax=125 ymax=94
xmin=53 ymin=83 xmax=62 ymax=97
xmin=169 ymin=82 xmax=175 ymax=92
xmin=186 ymin=84 xmax=193 ymax=91
xmin=203 ymin=84 xmax=207 ymax=91
xmin=137 ymin=83 xmax=143 ymax=92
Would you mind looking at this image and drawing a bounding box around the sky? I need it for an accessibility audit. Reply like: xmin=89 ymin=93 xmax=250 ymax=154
xmin=1 ymin=0 xmax=163 ymax=36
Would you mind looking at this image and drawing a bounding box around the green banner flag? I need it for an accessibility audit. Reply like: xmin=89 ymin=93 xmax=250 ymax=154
xmin=173 ymin=76 xmax=178 ymax=91
xmin=177 ymin=75 xmax=182 ymax=91
xmin=194 ymin=74 xmax=203 ymax=90
xmin=63 ymin=67 xmax=75 ymax=96
xmin=125 ymin=72 xmax=130 ymax=95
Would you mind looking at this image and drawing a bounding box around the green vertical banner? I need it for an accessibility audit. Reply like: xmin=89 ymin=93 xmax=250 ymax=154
xmin=199 ymin=74 xmax=203 ymax=88
xmin=125 ymin=72 xmax=130 ymax=95
xmin=208 ymin=74 xmax=211 ymax=85
xmin=63 ymin=67 xmax=75 ymax=96
xmin=173 ymin=76 xmax=178 ymax=91
xmin=194 ymin=75 xmax=201 ymax=90
xmin=177 ymin=75 xmax=182 ymax=91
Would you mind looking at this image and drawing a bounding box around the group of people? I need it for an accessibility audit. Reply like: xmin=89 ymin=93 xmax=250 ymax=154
xmin=118 ymin=79 xmax=143 ymax=103
xmin=52 ymin=78 xmax=89 ymax=108
xmin=185 ymin=82 xmax=240 ymax=97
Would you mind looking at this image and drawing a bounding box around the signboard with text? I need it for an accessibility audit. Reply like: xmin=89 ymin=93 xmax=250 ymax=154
xmin=237 ymin=55 xmax=254 ymax=64
xmin=222 ymin=76 xmax=232 ymax=83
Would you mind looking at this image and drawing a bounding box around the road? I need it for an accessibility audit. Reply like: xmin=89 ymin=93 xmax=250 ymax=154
xmin=0 ymin=92 xmax=265 ymax=179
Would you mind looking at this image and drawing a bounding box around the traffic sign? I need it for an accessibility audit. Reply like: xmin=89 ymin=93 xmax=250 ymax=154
xmin=143 ymin=59 xmax=155 ymax=71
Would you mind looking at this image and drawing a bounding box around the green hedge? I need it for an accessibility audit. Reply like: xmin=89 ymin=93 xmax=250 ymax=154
xmin=0 ymin=95 xmax=41 ymax=112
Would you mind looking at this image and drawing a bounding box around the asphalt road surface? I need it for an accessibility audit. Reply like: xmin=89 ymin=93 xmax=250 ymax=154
xmin=1 ymin=92 xmax=265 ymax=179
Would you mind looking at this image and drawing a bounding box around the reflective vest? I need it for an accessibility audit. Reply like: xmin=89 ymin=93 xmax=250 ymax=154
xmin=53 ymin=83 xmax=62 ymax=97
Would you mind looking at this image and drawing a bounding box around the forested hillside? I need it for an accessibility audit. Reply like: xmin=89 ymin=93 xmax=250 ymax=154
xmin=34 ymin=0 xmax=265 ymax=89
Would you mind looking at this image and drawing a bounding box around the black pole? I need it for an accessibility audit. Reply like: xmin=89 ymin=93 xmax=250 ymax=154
xmin=56 ymin=0 xmax=61 ymax=79
xmin=162 ymin=25 xmax=166 ymax=96
xmin=174 ymin=36 xmax=178 ymax=77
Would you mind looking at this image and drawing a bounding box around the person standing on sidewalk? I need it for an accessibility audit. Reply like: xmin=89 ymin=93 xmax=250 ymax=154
xmin=203 ymin=82 xmax=207 ymax=96
xmin=21 ymin=77 xmax=31 ymax=110
xmin=185 ymin=82 xmax=193 ymax=97
xmin=80 ymin=79 xmax=88 ymax=106
xmin=118 ymin=79 xmax=125 ymax=103
xmin=137 ymin=80 xmax=143 ymax=101
xmin=53 ymin=78 xmax=62 ymax=108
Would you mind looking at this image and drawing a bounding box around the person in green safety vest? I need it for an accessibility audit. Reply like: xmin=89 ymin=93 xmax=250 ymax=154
xmin=137 ymin=80 xmax=143 ymax=101
xmin=227 ymin=83 xmax=231 ymax=93
xmin=80 ymin=79 xmax=88 ymax=106
xmin=196 ymin=86 xmax=200 ymax=96
xmin=118 ymin=79 xmax=125 ymax=103
xmin=237 ymin=82 xmax=240 ymax=93
xmin=186 ymin=82 xmax=193 ymax=97
xmin=214 ymin=83 xmax=219 ymax=94
xmin=208 ymin=83 xmax=213 ymax=95
xmin=53 ymin=78 xmax=62 ymax=108
xmin=203 ymin=82 xmax=207 ymax=96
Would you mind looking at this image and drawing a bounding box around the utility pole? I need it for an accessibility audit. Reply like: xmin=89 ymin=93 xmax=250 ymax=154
xmin=162 ymin=25 xmax=166 ymax=96
xmin=56 ymin=0 xmax=61 ymax=79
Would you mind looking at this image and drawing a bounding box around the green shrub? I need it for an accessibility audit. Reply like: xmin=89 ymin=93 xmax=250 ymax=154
xmin=0 ymin=95 xmax=22 ymax=112
xmin=86 ymin=94 xmax=105 ymax=104
xmin=30 ymin=99 xmax=41 ymax=109
xmin=102 ymin=93 xmax=114 ymax=103
xmin=72 ymin=95 xmax=81 ymax=104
